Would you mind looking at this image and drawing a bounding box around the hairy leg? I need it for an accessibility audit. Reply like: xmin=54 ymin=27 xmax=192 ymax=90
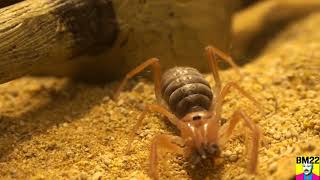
xmin=219 ymin=109 xmax=261 ymax=173
xmin=126 ymin=104 xmax=181 ymax=153
xmin=112 ymin=58 xmax=162 ymax=102
xmin=214 ymin=81 xmax=264 ymax=120
xmin=149 ymin=134 xmax=184 ymax=180
xmin=205 ymin=45 xmax=242 ymax=98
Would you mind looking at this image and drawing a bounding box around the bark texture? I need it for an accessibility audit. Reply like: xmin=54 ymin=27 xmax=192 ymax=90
xmin=0 ymin=0 xmax=118 ymax=84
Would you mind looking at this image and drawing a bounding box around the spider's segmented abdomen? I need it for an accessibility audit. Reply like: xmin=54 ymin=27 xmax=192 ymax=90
xmin=160 ymin=67 xmax=213 ymax=118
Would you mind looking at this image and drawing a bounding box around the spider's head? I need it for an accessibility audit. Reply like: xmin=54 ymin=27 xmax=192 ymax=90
xmin=180 ymin=111 xmax=221 ymax=163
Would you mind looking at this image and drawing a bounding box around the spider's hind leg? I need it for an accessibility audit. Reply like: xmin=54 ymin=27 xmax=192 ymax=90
xmin=112 ymin=58 xmax=162 ymax=103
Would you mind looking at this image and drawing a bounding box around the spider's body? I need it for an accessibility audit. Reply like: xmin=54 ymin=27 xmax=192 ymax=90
xmin=113 ymin=45 xmax=263 ymax=180
xmin=161 ymin=67 xmax=213 ymax=118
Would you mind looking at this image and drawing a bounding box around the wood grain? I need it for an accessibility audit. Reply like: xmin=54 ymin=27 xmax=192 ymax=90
xmin=0 ymin=0 xmax=118 ymax=84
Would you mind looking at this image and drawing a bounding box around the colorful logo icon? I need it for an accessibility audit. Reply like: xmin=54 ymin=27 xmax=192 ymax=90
xmin=296 ymin=156 xmax=320 ymax=180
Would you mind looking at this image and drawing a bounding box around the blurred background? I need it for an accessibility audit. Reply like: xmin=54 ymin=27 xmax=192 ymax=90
xmin=2 ymin=0 xmax=319 ymax=84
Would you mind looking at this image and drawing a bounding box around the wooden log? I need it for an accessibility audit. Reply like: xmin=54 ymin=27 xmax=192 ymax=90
xmin=0 ymin=0 xmax=233 ymax=83
xmin=0 ymin=0 xmax=118 ymax=84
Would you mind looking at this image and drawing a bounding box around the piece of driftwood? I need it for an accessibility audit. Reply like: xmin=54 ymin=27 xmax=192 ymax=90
xmin=0 ymin=0 xmax=232 ymax=83
xmin=0 ymin=0 xmax=118 ymax=84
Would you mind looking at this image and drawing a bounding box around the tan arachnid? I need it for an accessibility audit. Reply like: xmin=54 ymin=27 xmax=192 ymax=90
xmin=113 ymin=45 xmax=263 ymax=179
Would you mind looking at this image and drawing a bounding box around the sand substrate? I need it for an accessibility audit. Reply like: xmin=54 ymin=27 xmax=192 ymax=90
xmin=0 ymin=13 xmax=319 ymax=180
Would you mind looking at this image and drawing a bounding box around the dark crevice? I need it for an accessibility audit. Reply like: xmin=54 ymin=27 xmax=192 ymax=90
xmin=0 ymin=0 xmax=24 ymax=9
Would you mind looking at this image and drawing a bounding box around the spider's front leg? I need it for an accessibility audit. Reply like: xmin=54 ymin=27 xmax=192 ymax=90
xmin=126 ymin=104 xmax=180 ymax=153
xmin=149 ymin=134 xmax=184 ymax=180
xmin=210 ymin=81 xmax=264 ymax=173
xmin=125 ymin=104 xmax=186 ymax=179
xmin=218 ymin=109 xmax=261 ymax=174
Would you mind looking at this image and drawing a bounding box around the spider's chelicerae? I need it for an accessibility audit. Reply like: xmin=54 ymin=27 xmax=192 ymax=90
xmin=113 ymin=45 xmax=263 ymax=180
